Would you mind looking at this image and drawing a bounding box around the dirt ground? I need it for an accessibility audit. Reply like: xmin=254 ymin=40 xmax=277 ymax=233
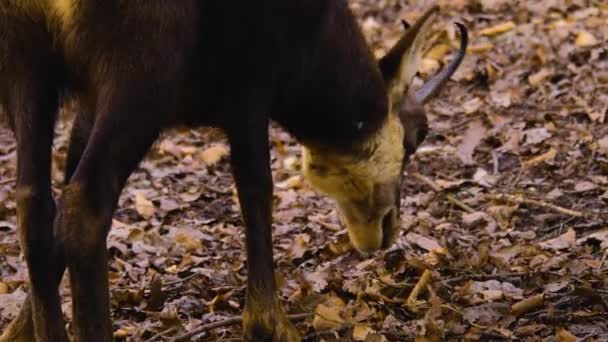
xmin=1 ymin=0 xmax=607 ymax=341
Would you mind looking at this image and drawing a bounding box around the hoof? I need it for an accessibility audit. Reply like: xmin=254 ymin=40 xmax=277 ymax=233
xmin=0 ymin=304 xmax=35 ymax=342
xmin=243 ymin=306 xmax=301 ymax=342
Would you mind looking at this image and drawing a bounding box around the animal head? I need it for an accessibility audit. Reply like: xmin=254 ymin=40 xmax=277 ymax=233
xmin=302 ymin=7 xmax=468 ymax=254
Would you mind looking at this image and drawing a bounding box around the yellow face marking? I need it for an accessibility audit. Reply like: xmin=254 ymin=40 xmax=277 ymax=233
xmin=302 ymin=112 xmax=404 ymax=202
xmin=302 ymin=110 xmax=405 ymax=253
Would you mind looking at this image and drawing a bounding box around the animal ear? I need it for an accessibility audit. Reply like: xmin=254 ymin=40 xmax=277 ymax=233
xmin=379 ymin=6 xmax=439 ymax=106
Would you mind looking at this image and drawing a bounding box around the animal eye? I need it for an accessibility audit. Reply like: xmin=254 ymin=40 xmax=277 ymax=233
xmin=355 ymin=121 xmax=365 ymax=131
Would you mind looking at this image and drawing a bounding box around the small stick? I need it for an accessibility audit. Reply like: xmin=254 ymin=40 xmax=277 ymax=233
xmin=143 ymin=327 xmax=178 ymax=342
xmin=487 ymin=194 xmax=584 ymax=217
xmin=406 ymin=269 xmax=433 ymax=310
xmin=511 ymin=293 xmax=544 ymax=316
xmin=439 ymin=271 xmax=528 ymax=285
xmin=411 ymin=172 xmax=476 ymax=213
xmin=0 ymin=177 xmax=15 ymax=186
xmin=170 ymin=313 xmax=312 ymax=342
xmin=163 ymin=273 xmax=200 ymax=287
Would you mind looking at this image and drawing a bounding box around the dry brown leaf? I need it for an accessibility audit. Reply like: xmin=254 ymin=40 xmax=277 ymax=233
xmin=200 ymin=144 xmax=229 ymax=166
xmin=276 ymin=175 xmax=303 ymax=189
xmin=462 ymin=302 xmax=510 ymax=325
xmin=134 ymin=192 xmax=155 ymax=218
xmin=598 ymin=136 xmax=608 ymax=155
xmin=353 ymin=324 xmax=374 ymax=341
xmin=0 ymin=288 xmax=27 ymax=320
xmin=406 ymin=233 xmax=444 ymax=253
xmin=113 ymin=329 xmax=130 ymax=339
xmin=556 ymin=328 xmax=579 ymax=342
xmin=420 ymin=58 xmax=440 ymax=76
xmin=528 ymin=68 xmax=553 ymax=86
xmin=287 ymin=234 xmax=310 ymax=260
xmin=175 ymin=232 xmax=203 ymax=253
xmin=539 ymin=228 xmax=576 ymax=250
xmin=0 ymin=282 xmax=9 ymax=294
xmin=313 ymin=296 xmax=345 ymax=332
xmin=425 ymin=43 xmax=451 ymax=60
xmin=577 ymin=228 xmax=608 ymax=249
xmin=575 ymin=31 xmax=598 ymax=47
xmin=462 ymin=97 xmax=484 ymax=114
xmin=457 ymin=121 xmax=487 ymax=165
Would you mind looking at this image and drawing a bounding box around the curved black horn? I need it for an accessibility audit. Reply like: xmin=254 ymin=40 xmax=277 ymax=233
xmin=414 ymin=22 xmax=468 ymax=104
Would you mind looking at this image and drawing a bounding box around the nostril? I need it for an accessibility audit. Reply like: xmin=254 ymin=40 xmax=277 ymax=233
xmin=381 ymin=209 xmax=394 ymax=248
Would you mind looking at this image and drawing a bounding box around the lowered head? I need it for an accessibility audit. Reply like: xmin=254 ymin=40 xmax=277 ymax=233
xmin=302 ymin=7 xmax=468 ymax=254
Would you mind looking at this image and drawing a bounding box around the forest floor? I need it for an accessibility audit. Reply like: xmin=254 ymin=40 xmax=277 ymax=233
xmin=1 ymin=0 xmax=608 ymax=341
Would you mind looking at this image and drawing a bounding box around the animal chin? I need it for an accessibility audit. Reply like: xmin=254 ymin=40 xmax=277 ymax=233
xmin=338 ymin=208 xmax=384 ymax=255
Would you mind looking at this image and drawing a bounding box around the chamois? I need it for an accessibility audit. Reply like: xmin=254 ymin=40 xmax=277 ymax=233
xmin=0 ymin=1 xmax=467 ymax=341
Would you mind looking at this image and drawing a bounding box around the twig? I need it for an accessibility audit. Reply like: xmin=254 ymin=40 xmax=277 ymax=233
xmin=0 ymin=177 xmax=15 ymax=186
xmin=143 ymin=327 xmax=178 ymax=342
xmin=163 ymin=273 xmax=200 ymax=287
xmin=439 ymin=271 xmax=528 ymax=285
xmin=170 ymin=313 xmax=312 ymax=342
xmin=406 ymin=269 xmax=433 ymax=311
xmin=411 ymin=172 xmax=476 ymax=213
xmin=487 ymin=193 xmax=584 ymax=217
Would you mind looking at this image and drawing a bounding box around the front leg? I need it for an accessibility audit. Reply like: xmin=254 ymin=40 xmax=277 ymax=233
xmin=227 ymin=115 xmax=300 ymax=342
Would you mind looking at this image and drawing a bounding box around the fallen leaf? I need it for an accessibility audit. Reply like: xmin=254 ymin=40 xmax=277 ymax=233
xmin=276 ymin=175 xmax=303 ymax=189
xmin=200 ymin=144 xmax=229 ymax=166
xmin=556 ymin=328 xmax=579 ymax=342
xmin=515 ymin=324 xmax=546 ymax=337
xmin=406 ymin=233 xmax=444 ymax=253
xmin=0 ymin=288 xmax=27 ymax=320
xmin=539 ymin=228 xmax=576 ymax=250
xmin=528 ymin=68 xmax=554 ymax=86
xmin=457 ymin=121 xmax=487 ymax=165
xmin=598 ymin=136 xmax=608 ymax=155
xmin=313 ymin=296 xmax=345 ymax=331
xmin=287 ymin=234 xmax=310 ymax=260
xmin=0 ymin=282 xmax=9 ymax=294
xmin=175 ymin=232 xmax=204 ymax=253
xmin=134 ymin=192 xmax=155 ymax=218
xmin=575 ymin=31 xmax=598 ymax=47
xmin=462 ymin=302 xmax=510 ymax=325
xmin=353 ymin=324 xmax=374 ymax=341
xmin=523 ymin=128 xmax=552 ymax=145
xmin=577 ymin=228 xmax=608 ymax=249
xmin=573 ymin=181 xmax=597 ymax=193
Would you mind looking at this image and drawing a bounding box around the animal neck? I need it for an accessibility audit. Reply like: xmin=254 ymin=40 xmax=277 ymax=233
xmin=271 ymin=0 xmax=388 ymax=150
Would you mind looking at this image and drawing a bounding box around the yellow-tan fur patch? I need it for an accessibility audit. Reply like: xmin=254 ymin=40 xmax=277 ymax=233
xmin=50 ymin=0 xmax=75 ymax=28
xmin=302 ymin=112 xmax=404 ymax=203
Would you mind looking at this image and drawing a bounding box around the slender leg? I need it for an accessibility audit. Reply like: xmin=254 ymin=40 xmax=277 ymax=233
xmin=0 ymin=295 xmax=35 ymax=342
xmin=227 ymin=115 xmax=300 ymax=342
xmin=1 ymin=110 xmax=94 ymax=342
xmin=56 ymin=93 xmax=161 ymax=342
xmin=0 ymin=81 xmax=69 ymax=342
